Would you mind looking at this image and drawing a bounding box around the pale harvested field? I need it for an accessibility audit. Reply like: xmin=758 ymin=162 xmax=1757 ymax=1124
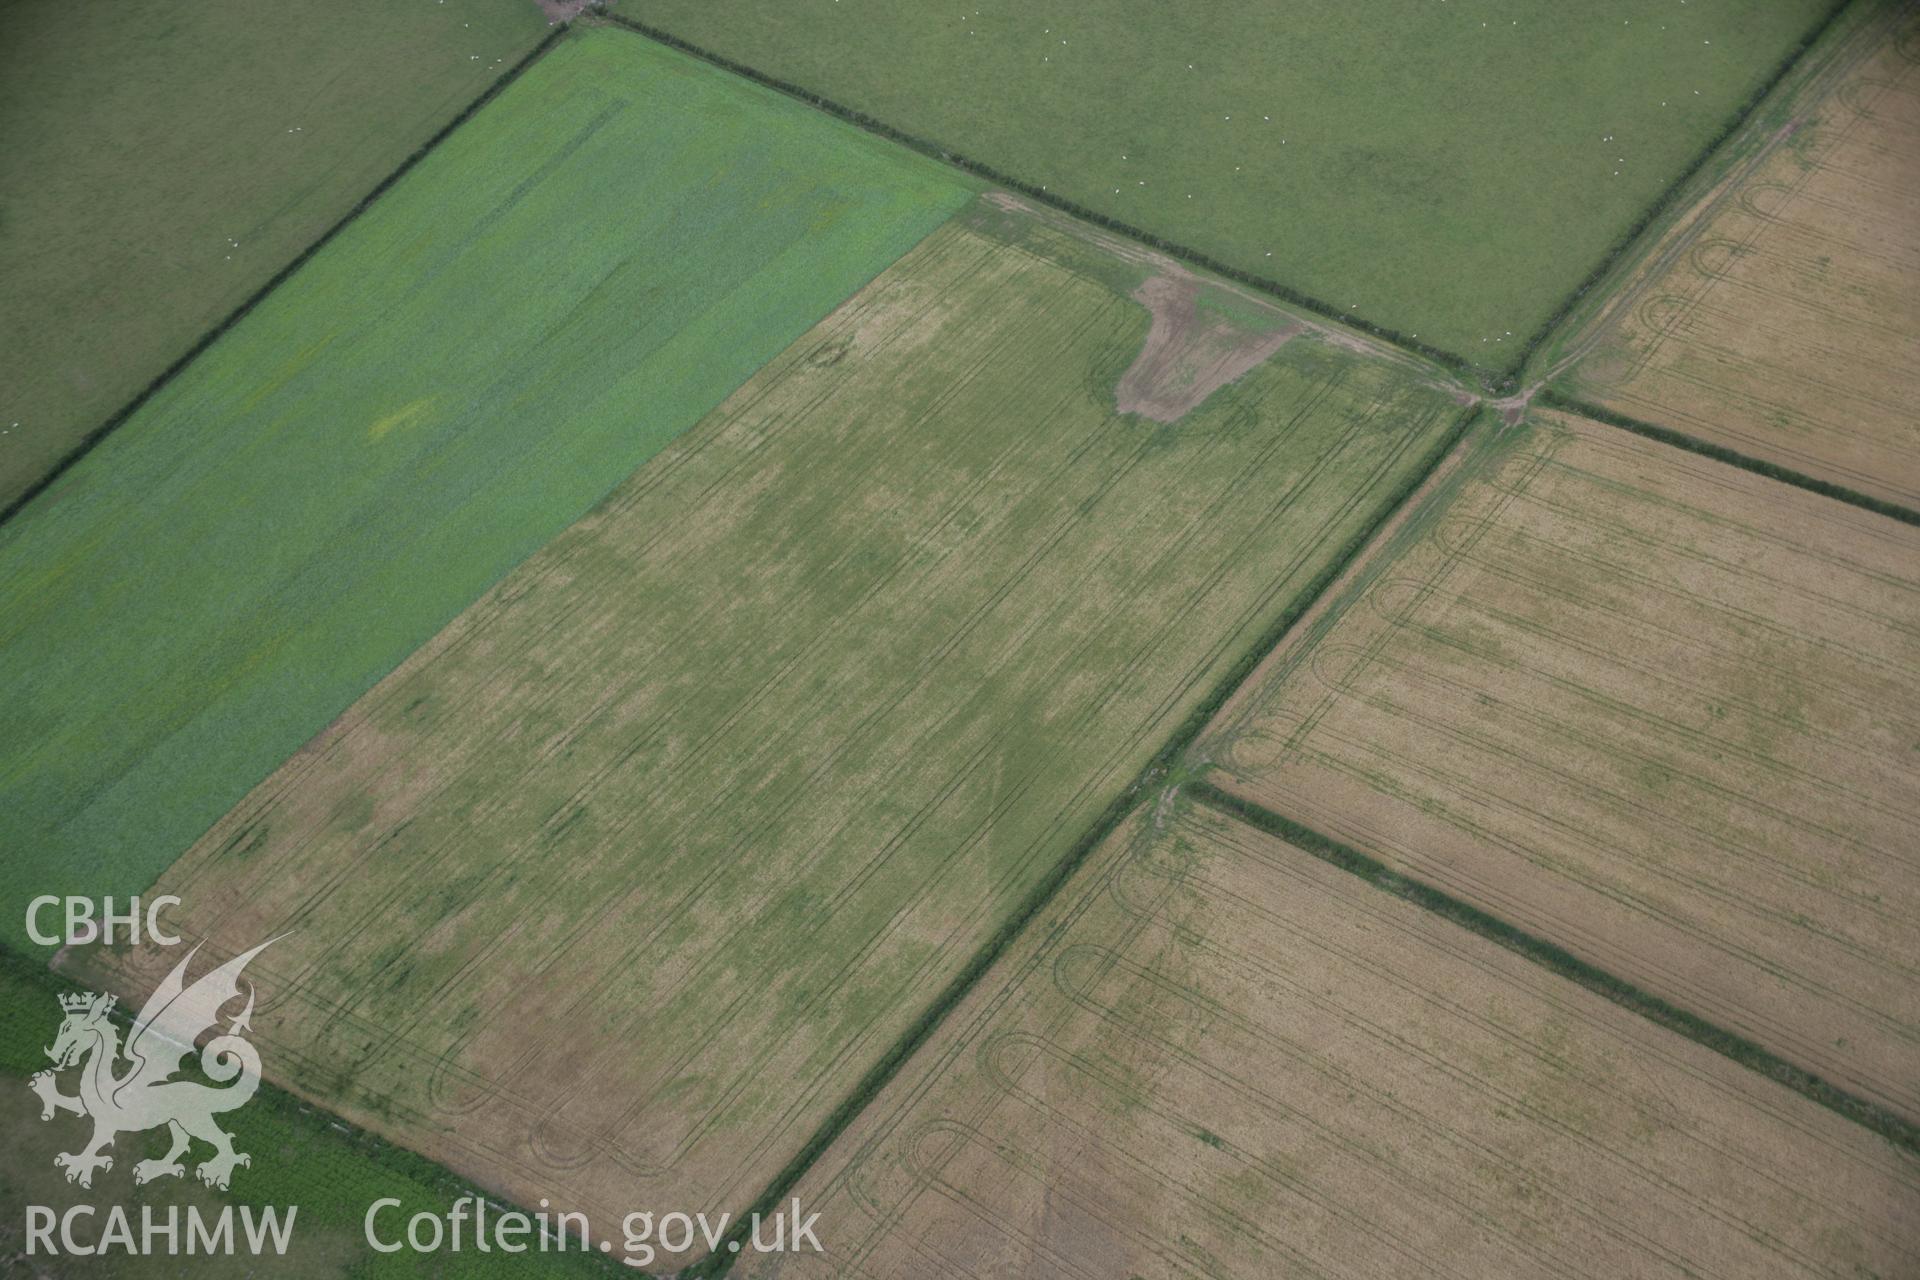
xmin=746 ymin=802 xmax=1920 ymax=1279
xmin=74 ymin=203 xmax=1464 ymax=1253
xmin=1567 ymin=7 xmax=1920 ymax=507
xmin=1198 ymin=408 xmax=1920 ymax=1120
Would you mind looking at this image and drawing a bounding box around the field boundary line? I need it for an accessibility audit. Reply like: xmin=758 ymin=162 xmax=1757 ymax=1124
xmin=595 ymin=12 xmax=1477 ymax=383
xmin=602 ymin=2 xmax=1858 ymax=396
xmin=683 ymin=405 xmax=1487 ymax=1277
xmin=1522 ymin=0 xmax=1904 ymax=393
xmin=0 ymin=25 xmax=572 ymax=534
xmin=1500 ymin=0 xmax=1861 ymax=390
xmin=1185 ymin=781 xmax=1920 ymax=1156
xmin=0 ymin=942 xmax=623 ymax=1271
xmin=1540 ymin=390 xmax=1920 ymax=527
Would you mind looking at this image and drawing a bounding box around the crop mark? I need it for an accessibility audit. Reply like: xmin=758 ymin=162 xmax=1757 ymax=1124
xmin=1551 ymin=2 xmax=1920 ymax=512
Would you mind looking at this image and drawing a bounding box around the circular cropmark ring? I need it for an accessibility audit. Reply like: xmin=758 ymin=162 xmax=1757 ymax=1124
xmin=527 ymin=1112 xmax=611 ymax=1172
xmin=425 ymin=1036 xmax=501 ymax=1116
xmin=1689 ymin=236 xmax=1750 ymax=281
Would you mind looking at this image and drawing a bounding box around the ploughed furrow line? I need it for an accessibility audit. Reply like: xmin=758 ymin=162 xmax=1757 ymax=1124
xmin=735 ymin=800 xmax=1920 ymax=1279
xmin=1191 ymin=405 xmax=1920 ymax=1127
xmin=69 ymin=200 xmax=1466 ymax=1269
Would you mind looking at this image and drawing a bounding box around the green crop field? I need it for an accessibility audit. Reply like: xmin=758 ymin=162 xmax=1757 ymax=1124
xmin=76 ymin=200 xmax=1471 ymax=1264
xmin=0 ymin=26 xmax=973 ymax=952
xmin=0 ymin=0 xmax=551 ymax=513
xmin=621 ymin=0 xmax=1838 ymax=368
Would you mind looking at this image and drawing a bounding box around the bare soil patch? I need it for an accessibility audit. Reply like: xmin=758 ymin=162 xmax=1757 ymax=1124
xmin=69 ymin=205 xmax=1461 ymax=1267
xmin=1114 ymin=272 xmax=1299 ymax=422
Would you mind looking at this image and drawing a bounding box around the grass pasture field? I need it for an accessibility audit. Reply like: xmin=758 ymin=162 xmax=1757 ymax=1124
xmin=621 ymin=0 xmax=1841 ymax=366
xmin=743 ymin=801 xmax=1920 ymax=1278
xmin=0 ymin=0 xmax=552 ymax=513
xmin=1195 ymin=408 xmax=1920 ymax=1121
xmin=1557 ymin=3 xmax=1920 ymax=510
xmin=69 ymin=201 xmax=1470 ymax=1264
xmin=0 ymin=27 xmax=974 ymax=953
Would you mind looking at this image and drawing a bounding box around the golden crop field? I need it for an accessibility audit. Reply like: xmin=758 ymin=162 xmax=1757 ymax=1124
xmin=1196 ymin=409 xmax=1920 ymax=1120
xmin=1564 ymin=5 xmax=1920 ymax=508
xmin=746 ymin=801 xmax=1920 ymax=1278
xmin=71 ymin=199 xmax=1467 ymax=1256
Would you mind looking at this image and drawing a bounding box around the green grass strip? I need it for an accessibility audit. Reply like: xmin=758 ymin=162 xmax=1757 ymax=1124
xmin=1541 ymin=390 xmax=1920 ymax=528
xmin=1188 ymin=780 xmax=1920 ymax=1157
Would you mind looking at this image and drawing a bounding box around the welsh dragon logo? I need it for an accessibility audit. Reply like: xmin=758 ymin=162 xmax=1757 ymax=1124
xmin=29 ymin=940 xmax=274 ymax=1191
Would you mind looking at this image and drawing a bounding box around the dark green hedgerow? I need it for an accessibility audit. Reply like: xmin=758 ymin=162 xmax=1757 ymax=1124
xmin=1188 ymin=782 xmax=1920 ymax=1157
xmin=599 ymin=12 xmax=1476 ymax=385
xmin=604 ymin=0 xmax=1859 ymax=398
xmin=0 ymin=26 xmax=570 ymax=533
xmin=1542 ymin=390 xmax=1920 ymax=528
xmin=685 ymin=403 xmax=1485 ymax=1278
xmin=1503 ymin=0 xmax=1859 ymax=390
